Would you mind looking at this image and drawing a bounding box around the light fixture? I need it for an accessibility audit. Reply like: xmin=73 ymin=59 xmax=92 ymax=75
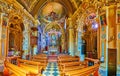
xmin=92 ymin=22 xmax=98 ymax=29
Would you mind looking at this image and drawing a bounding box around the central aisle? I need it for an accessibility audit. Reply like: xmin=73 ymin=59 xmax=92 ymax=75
xmin=42 ymin=62 xmax=60 ymax=76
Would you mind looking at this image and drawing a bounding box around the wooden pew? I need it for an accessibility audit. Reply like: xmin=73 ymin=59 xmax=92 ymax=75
xmin=58 ymin=55 xmax=73 ymax=60
xmin=6 ymin=56 xmax=21 ymax=64
xmin=58 ymin=55 xmax=79 ymax=68
xmin=58 ymin=57 xmax=81 ymax=70
xmin=65 ymin=64 xmax=100 ymax=76
xmin=36 ymin=53 xmax=47 ymax=56
xmin=60 ymin=62 xmax=86 ymax=72
xmin=58 ymin=55 xmax=79 ymax=62
xmin=85 ymin=57 xmax=100 ymax=65
xmin=4 ymin=62 xmax=35 ymax=76
xmin=31 ymin=54 xmax=48 ymax=65
xmin=58 ymin=57 xmax=80 ymax=64
xmin=17 ymin=58 xmax=44 ymax=75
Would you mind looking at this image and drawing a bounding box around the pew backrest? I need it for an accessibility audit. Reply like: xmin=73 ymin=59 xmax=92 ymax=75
xmin=65 ymin=64 xmax=100 ymax=76
xmin=4 ymin=62 xmax=30 ymax=76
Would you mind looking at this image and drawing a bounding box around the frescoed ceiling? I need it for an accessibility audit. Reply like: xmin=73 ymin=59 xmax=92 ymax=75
xmin=40 ymin=2 xmax=66 ymax=23
xmin=15 ymin=0 xmax=82 ymax=33
xmin=16 ymin=0 xmax=82 ymax=17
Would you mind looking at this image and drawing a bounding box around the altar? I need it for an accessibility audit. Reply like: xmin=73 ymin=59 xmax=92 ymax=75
xmin=49 ymin=46 xmax=58 ymax=55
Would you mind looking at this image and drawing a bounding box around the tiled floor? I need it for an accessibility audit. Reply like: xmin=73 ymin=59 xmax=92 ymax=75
xmin=42 ymin=62 xmax=60 ymax=76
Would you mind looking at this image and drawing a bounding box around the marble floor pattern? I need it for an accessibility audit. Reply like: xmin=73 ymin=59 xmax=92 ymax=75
xmin=42 ymin=62 xmax=60 ymax=76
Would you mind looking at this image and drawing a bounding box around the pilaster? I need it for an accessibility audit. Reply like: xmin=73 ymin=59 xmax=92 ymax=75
xmin=68 ymin=18 xmax=74 ymax=56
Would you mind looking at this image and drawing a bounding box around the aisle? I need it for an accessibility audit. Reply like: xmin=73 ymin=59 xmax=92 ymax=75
xmin=42 ymin=62 xmax=60 ymax=76
xmin=48 ymin=55 xmax=58 ymax=62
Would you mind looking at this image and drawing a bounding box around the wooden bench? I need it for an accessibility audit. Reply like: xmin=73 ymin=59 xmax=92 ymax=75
xmin=58 ymin=57 xmax=80 ymax=70
xmin=58 ymin=55 xmax=73 ymax=60
xmin=60 ymin=62 xmax=86 ymax=72
xmin=85 ymin=57 xmax=100 ymax=65
xmin=65 ymin=64 xmax=100 ymax=76
xmin=58 ymin=57 xmax=80 ymax=64
xmin=31 ymin=55 xmax=48 ymax=65
xmin=4 ymin=62 xmax=37 ymax=76
xmin=6 ymin=56 xmax=21 ymax=64
xmin=36 ymin=53 xmax=47 ymax=56
xmin=17 ymin=58 xmax=44 ymax=74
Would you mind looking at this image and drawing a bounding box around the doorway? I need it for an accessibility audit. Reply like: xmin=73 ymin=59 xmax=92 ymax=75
xmin=108 ymin=48 xmax=117 ymax=76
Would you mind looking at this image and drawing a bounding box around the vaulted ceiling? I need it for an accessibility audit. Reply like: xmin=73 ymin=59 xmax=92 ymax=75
xmin=16 ymin=0 xmax=82 ymax=17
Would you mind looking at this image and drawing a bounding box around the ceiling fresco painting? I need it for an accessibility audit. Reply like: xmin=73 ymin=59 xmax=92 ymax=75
xmin=16 ymin=0 xmax=78 ymax=17
xmin=44 ymin=22 xmax=61 ymax=33
xmin=39 ymin=2 xmax=66 ymax=23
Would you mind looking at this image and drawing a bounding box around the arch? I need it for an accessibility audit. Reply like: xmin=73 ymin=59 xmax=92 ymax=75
xmin=8 ymin=13 xmax=25 ymax=31
xmin=8 ymin=13 xmax=24 ymax=53
xmin=77 ymin=3 xmax=97 ymax=31
xmin=43 ymin=22 xmax=63 ymax=34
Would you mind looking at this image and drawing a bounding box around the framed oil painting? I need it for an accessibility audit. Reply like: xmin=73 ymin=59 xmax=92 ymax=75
xmin=116 ymin=10 xmax=120 ymax=24
xmin=99 ymin=12 xmax=107 ymax=26
xmin=116 ymin=4 xmax=120 ymax=24
xmin=2 ymin=14 xmax=8 ymax=26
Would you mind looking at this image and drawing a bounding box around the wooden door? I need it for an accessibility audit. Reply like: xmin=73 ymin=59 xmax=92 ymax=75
xmin=108 ymin=48 xmax=117 ymax=76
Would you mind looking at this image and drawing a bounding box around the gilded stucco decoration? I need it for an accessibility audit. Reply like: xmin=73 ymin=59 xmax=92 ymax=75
xmin=16 ymin=0 xmax=39 ymax=12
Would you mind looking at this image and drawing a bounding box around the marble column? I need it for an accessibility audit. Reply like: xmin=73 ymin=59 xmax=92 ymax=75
xmin=68 ymin=18 xmax=74 ymax=56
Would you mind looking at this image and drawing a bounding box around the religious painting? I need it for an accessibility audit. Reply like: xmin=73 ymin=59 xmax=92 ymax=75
xmin=1 ymin=13 xmax=8 ymax=39
xmin=2 ymin=15 xmax=8 ymax=26
xmin=99 ymin=13 xmax=107 ymax=26
xmin=116 ymin=4 xmax=120 ymax=24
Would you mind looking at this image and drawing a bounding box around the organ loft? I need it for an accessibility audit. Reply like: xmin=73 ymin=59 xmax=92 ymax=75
xmin=0 ymin=0 xmax=120 ymax=76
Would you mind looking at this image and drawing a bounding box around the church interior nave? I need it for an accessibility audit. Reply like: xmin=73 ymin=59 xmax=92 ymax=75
xmin=0 ymin=0 xmax=120 ymax=76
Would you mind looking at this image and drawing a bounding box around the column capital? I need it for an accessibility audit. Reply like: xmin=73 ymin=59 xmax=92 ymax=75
xmin=68 ymin=18 xmax=72 ymax=21
xmin=68 ymin=18 xmax=73 ymax=29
